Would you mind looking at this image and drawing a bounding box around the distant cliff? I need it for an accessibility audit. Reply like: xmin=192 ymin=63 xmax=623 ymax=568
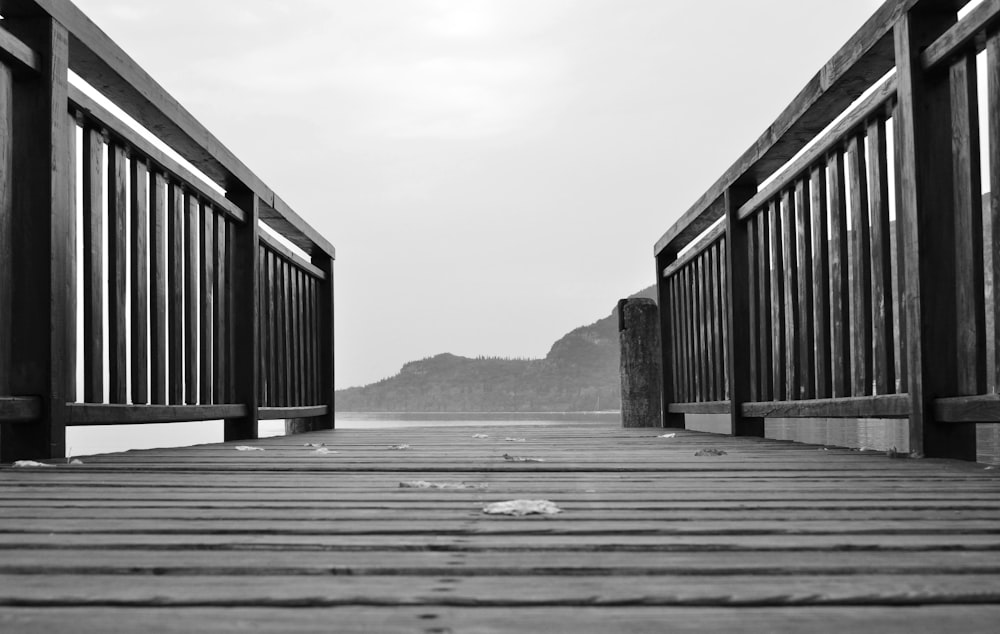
xmin=336 ymin=286 xmax=656 ymax=412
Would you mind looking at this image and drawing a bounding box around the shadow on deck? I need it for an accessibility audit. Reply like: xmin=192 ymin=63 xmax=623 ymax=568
xmin=1 ymin=420 xmax=999 ymax=632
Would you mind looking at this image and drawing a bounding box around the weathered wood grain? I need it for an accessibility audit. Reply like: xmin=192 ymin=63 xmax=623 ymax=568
xmin=989 ymin=32 xmax=1000 ymax=395
xmin=81 ymin=126 xmax=103 ymax=403
xmin=199 ymin=204 xmax=214 ymax=405
xmin=107 ymin=143 xmax=128 ymax=404
xmin=768 ymin=201 xmax=785 ymax=399
xmin=184 ymin=193 xmax=199 ymax=404
xmin=828 ymin=151 xmax=851 ymax=398
xmin=149 ymin=171 xmax=167 ymax=405
xmin=867 ymin=116 xmax=896 ymax=395
xmin=810 ymin=165 xmax=831 ymax=399
xmin=130 ymin=157 xmax=149 ymax=405
xmin=167 ymin=182 xmax=184 ymax=405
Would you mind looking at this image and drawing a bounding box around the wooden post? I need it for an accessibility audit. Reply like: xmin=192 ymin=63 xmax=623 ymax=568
xmin=894 ymin=7 xmax=976 ymax=460
xmin=0 ymin=16 xmax=72 ymax=461
xmin=619 ymin=298 xmax=662 ymax=428
xmin=311 ymin=252 xmax=335 ymax=432
xmin=724 ymin=185 xmax=765 ymax=436
xmin=223 ymin=188 xmax=259 ymax=441
xmin=656 ymin=251 xmax=684 ymax=428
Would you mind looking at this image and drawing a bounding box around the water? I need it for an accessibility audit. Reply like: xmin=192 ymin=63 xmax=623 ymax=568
xmin=66 ymin=411 xmax=1000 ymax=465
xmin=65 ymin=411 xmax=622 ymax=457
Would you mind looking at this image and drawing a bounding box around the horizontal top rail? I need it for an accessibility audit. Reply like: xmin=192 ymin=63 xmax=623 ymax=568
xmin=0 ymin=21 xmax=38 ymax=73
xmin=653 ymin=0 xmax=948 ymax=259
xmin=0 ymin=0 xmax=334 ymax=258
xmin=68 ymin=85 xmax=247 ymax=224
xmin=259 ymin=231 xmax=327 ymax=280
xmin=922 ymin=0 xmax=1000 ymax=68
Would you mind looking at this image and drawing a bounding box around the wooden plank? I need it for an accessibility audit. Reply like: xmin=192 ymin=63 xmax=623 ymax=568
xmin=226 ymin=220 xmax=236 ymax=403
xmin=106 ymin=143 xmax=128 ymax=404
xmin=794 ymin=178 xmax=814 ymax=400
xmin=828 ymin=151 xmax=851 ymax=398
xmin=666 ymin=401 xmax=731 ymax=415
xmin=0 ymin=66 xmax=9 ymax=398
xmin=293 ymin=269 xmax=303 ymax=407
xmin=935 ymin=394 xmax=1000 ymax=423
xmin=64 ymin=110 xmax=77 ymax=406
xmin=298 ymin=269 xmax=308 ymax=406
xmin=257 ymin=230 xmax=325 ymax=280
xmin=267 ymin=250 xmax=278 ymax=408
xmin=718 ymin=240 xmax=730 ymax=401
xmin=275 ymin=256 xmax=287 ymax=407
xmin=184 ymin=192 xmax=199 ymax=404
xmin=308 ymin=276 xmax=318 ymax=405
xmin=768 ymin=200 xmax=785 ymax=399
xmin=990 ymin=32 xmax=1000 ymax=395
xmin=780 ymin=190 xmax=799 ymax=399
xmin=257 ymin=247 xmax=268 ymax=407
xmin=867 ymin=116 xmax=896 ymax=395
xmin=949 ymin=52 xmax=985 ymax=396
xmin=166 ymin=182 xmax=184 ymax=405
xmin=258 ymin=405 xmax=329 ymax=420
xmin=895 ymin=11 xmax=975 ymax=460
xmin=847 ymin=133 xmax=873 ymax=397
xmin=705 ymin=249 xmax=718 ymax=400
xmin=678 ymin=267 xmax=690 ymax=402
xmin=654 ymin=0 xmax=921 ymax=256
xmin=0 ymin=24 xmax=40 ymax=74
xmin=67 ymin=403 xmax=247 ymax=425
xmin=742 ymin=394 xmax=910 ymax=419
xmin=0 ymin=396 xmax=41 ymax=422
xmin=69 ymin=88 xmax=245 ymax=224
xmin=283 ymin=262 xmax=294 ymax=407
xmin=892 ymin=98 xmax=909 ymax=395
xmin=199 ymin=204 xmax=214 ymax=405
xmin=921 ymin=0 xmax=1000 ymax=69
xmin=149 ymin=171 xmax=167 ymax=405
xmin=810 ymin=165 xmax=832 ymax=399
xmin=81 ymin=126 xmax=103 ymax=403
xmin=214 ymin=214 xmax=227 ymax=404
xmin=756 ymin=213 xmax=773 ymax=401
xmin=746 ymin=215 xmax=760 ymax=403
xmin=129 ymin=157 xmax=149 ymax=404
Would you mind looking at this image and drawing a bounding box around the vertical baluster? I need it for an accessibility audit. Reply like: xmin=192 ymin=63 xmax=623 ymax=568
xmin=293 ymin=269 xmax=303 ymax=406
xmin=276 ymin=256 xmax=287 ymax=406
xmin=130 ymin=156 xmax=149 ymax=404
xmin=780 ymin=189 xmax=799 ymax=400
xmin=184 ymin=192 xmax=199 ymax=404
xmin=226 ymin=219 xmax=236 ymax=403
xmin=810 ymin=164 xmax=832 ymax=399
xmin=868 ymin=116 xmax=897 ymax=395
xmin=988 ymin=32 xmax=1000 ymax=394
xmin=719 ymin=239 xmax=729 ymax=401
xmin=257 ymin=246 xmax=266 ymax=406
xmin=757 ymin=212 xmax=773 ymax=401
xmin=298 ymin=270 xmax=307 ymax=406
xmin=284 ymin=262 xmax=294 ymax=406
xmin=167 ymin=183 xmax=184 ymax=404
xmin=199 ymin=203 xmax=214 ymax=404
xmin=706 ymin=248 xmax=718 ymax=400
xmin=149 ymin=172 xmax=167 ymax=404
xmin=768 ymin=200 xmax=785 ymax=400
xmin=0 ymin=66 xmax=10 ymax=399
xmin=747 ymin=220 xmax=759 ymax=402
xmin=891 ymin=99 xmax=909 ymax=395
xmin=694 ymin=259 xmax=704 ymax=401
xmin=950 ymin=53 xmax=985 ymax=396
xmin=214 ymin=214 xmax=227 ymax=402
xmin=680 ymin=267 xmax=691 ymax=402
xmin=268 ymin=251 xmax=279 ymax=407
xmin=107 ymin=143 xmax=127 ymax=404
xmin=847 ymin=132 xmax=873 ymax=396
xmin=795 ymin=179 xmax=814 ymax=400
xmin=82 ymin=127 xmax=104 ymax=403
xmin=828 ymin=151 xmax=851 ymax=397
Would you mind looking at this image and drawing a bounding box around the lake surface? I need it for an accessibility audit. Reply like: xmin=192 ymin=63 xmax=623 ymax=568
xmin=66 ymin=411 xmax=1000 ymax=465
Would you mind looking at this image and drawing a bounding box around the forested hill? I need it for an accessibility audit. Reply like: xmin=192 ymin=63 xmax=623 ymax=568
xmin=336 ymin=285 xmax=656 ymax=412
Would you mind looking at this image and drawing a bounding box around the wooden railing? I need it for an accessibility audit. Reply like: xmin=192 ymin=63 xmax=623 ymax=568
xmin=0 ymin=0 xmax=335 ymax=460
xmin=655 ymin=0 xmax=1000 ymax=461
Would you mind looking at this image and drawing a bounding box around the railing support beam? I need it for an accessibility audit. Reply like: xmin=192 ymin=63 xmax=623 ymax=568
xmin=893 ymin=6 xmax=976 ymax=460
xmin=0 ymin=16 xmax=71 ymax=462
xmin=724 ymin=184 xmax=765 ymax=437
xmin=223 ymin=188 xmax=259 ymax=441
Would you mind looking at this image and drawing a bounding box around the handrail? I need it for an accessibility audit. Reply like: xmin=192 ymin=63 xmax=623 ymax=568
xmin=654 ymin=0 xmax=999 ymax=462
xmin=654 ymin=0 xmax=923 ymax=259
xmin=0 ymin=0 xmax=336 ymax=460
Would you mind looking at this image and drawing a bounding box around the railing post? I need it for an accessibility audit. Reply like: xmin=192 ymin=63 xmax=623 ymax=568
xmin=656 ymin=250 xmax=684 ymax=428
xmin=312 ymin=252 xmax=335 ymax=431
xmin=0 ymin=15 xmax=72 ymax=462
xmin=724 ymin=184 xmax=765 ymax=437
xmin=223 ymin=188 xmax=259 ymax=441
xmin=894 ymin=6 xmax=975 ymax=460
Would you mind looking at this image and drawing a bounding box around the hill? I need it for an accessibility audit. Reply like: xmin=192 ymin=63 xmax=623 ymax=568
xmin=335 ymin=285 xmax=656 ymax=412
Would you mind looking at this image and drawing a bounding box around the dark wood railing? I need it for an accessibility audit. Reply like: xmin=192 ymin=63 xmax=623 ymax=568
xmin=0 ymin=0 xmax=335 ymax=460
xmin=655 ymin=0 xmax=1000 ymax=461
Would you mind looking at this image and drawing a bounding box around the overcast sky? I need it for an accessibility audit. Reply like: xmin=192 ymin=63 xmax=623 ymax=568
xmin=73 ymin=0 xmax=883 ymax=389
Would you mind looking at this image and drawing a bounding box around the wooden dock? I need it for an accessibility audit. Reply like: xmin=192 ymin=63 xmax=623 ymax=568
xmin=1 ymin=420 xmax=999 ymax=632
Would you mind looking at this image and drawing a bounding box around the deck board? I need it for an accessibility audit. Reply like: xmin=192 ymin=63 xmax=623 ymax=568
xmin=0 ymin=420 xmax=998 ymax=632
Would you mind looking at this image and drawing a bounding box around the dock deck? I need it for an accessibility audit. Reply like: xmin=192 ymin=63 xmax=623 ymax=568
xmin=1 ymin=420 xmax=999 ymax=632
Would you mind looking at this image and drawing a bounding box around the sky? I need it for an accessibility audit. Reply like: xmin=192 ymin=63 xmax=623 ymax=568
xmin=72 ymin=0 xmax=884 ymax=390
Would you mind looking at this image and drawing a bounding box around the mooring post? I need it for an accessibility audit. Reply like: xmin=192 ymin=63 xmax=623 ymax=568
xmin=619 ymin=298 xmax=663 ymax=428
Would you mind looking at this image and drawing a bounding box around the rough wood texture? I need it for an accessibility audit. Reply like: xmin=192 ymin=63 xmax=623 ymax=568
xmin=828 ymin=151 xmax=852 ymax=398
xmin=149 ymin=172 xmax=167 ymax=405
xmin=130 ymin=157 xmax=149 ymax=405
xmin=619 ymin=298 xmax=663 ymax=428
xmin=167 ymin=183 xmax=184 ymax=405
xmin=81 ymin=126 xmax=103 ymax=403
xmin=184 ymin=193 xmax=199 ymax=405
xmin=67 ymin=403 xmax=247 ymax=425
xmin=990 ymin=32 xmax=1000 ymax=395
xmin=742 ymin=394 xmax=910 ymax=419
xmin=0 ymin=66 xmax=12 ymax=399
xmin=0 ymin=419 xmax=997 ymax=631
xmin=847 ymin=133 xmax=873 ymax=397
xmin=107 ymin=143 xmax=128 ymax=404
xmin=223 ymin=190 xmax=258 ymax=441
